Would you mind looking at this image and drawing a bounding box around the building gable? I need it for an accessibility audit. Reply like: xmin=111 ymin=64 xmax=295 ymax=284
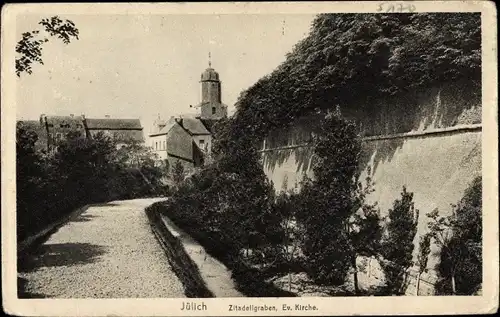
xmin=166 ymin=123 xmax=194 ymax=163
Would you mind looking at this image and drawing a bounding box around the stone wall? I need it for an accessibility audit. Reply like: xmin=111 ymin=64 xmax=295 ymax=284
xmin=260 ymin=82 xmax=482 ymax=293
xmin=356 ymin=256 xmax=438 ymax=296
xmin=145 ymin=205 xmax=214 ymax=298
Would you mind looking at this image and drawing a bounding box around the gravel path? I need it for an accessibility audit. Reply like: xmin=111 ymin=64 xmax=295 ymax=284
xmin=18 ymin=198 xmax=186 ymax=298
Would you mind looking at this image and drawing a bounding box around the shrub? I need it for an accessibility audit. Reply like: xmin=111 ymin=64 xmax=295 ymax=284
xmin=428 ymin=176 xmax=482 ymax=295
xmin=381 ymin=186 xmax=419 ymax=294
xmin=16 ymin=126 xmax=168 ymax=243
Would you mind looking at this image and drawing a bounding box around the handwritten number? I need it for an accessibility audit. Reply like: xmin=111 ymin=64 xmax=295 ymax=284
xmin=377 ymin=2 xmax=417 ymax=13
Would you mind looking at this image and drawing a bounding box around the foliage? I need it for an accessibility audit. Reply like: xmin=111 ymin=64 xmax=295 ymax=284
xmin=293 ymin=110 xmax=364 ymax=285
xmin=273 ymin=180 xmax=306 ymax=276
xmin=16 ymin=123 xmax=45 ymax=240
xmin=171 ymin=161 xmax=186 ymax=187
xmin=380 ymin=186 xmax=419 ymax=294
xmin=114 ymin=141 xmax=168 ymax=198
xmin=223 ymin=13 xmax=480 ymax=147
xmin=52 ymin=131 xmax=117 ymax=202
xmin=427 ymin=176 xmax=482 ymax=295
xmin=417 ymin=233 xmax=431 ymax=274
xmin=16 ymin=16 xmax=79 ymax=76
xmin=16 ymin=126 xmax=167 ymax=242
xmin=348 ymin=172 xmax=383 ymax=294
xmin=155 ymin=116 xmax=280 ymax=265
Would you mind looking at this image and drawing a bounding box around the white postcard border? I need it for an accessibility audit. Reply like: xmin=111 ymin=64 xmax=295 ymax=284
xmin=2 ymin=2 xmax=498 ymax=316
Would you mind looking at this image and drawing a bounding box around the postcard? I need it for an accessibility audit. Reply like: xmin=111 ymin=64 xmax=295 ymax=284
xmin=2 ymin=1 xmax=498 ymax=316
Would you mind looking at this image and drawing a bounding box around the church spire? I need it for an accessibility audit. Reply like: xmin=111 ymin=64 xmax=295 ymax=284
xmin=208 ymin=51 xmax=212 ymax=68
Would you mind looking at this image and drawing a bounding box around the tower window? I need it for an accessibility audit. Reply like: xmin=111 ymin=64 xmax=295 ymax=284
xmin=212 ymin=107 xmax=216 ymax=115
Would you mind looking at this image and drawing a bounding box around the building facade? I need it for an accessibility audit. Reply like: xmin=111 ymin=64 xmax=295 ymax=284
xmin=17 ymin=115 xmax=144 ymax=152
xmin=149 ymin=63 xmax=227 ymax=171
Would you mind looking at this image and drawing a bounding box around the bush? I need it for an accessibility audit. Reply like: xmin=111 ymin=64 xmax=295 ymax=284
xmin=16 ymin=126 xmax=168 ymax=243
xmin=428 ymin=176 xmax=482 ymax=295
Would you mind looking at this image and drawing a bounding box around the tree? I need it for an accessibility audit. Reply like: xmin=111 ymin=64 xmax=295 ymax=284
xmin=295 ymin=109 xmax=363 ymax=286
xmin=16 ymin=123 xmax=44 ymax=241
xmin=274 ymin=179 xmax=305 ymax=291
xmin=53 ymin=131 xmax=117 ymax=203
xmin=381 ymin=186 xmax=419 ymax=295
xmin=348 ymin=171 xmax=383 ymax=294
xmin=16 ymin=16 xmax=79 ymax=76
xmin=416 ymin=233 xmax=431 ymax=295
xmin=115 ymin=141 xmax=166 ymax=198
xmin=427 ymin=176 xmax=482 ymax=295
xmin=171 ymin=161 xmax=185 ymax=187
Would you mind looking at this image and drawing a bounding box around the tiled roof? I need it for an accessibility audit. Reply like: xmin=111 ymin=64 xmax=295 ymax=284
xmin=180 ymin=118 xmax=210 ymax=135
xmin=45 ymin=115 xmax=84 ymax=125
xmin=85 ymin=118 xmax=142 ymax=130
xmin=155 ymin=121 xmax=177 ymax=135
xmin=150 ymin=117 xmax=211 ymax=136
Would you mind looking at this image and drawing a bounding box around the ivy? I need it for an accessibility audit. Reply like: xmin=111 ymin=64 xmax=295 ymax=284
xmin=226 ymin=13 xmax=480 ymax=149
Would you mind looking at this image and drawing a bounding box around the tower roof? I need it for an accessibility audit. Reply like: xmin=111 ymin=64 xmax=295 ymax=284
xmin=201 ymin=67 xmax=219 ymax=81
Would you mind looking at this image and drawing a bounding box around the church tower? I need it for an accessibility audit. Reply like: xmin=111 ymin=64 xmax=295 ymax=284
xmin=199 ymin=53 xmax=227 ymax=119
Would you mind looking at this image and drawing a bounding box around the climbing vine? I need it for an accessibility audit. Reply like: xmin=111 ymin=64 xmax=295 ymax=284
xmin=226 ymin=13 xmax=481 ymax=148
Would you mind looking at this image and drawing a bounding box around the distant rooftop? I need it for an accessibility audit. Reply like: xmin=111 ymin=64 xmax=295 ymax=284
xmin=85 ymin=118 xmax=143 ymax=130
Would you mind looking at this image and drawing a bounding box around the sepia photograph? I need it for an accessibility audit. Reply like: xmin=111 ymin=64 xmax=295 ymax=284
xmin=2 ymin=2 xmax=498 ymax=316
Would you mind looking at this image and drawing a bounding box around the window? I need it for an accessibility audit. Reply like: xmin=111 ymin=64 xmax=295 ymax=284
xmin=212 ymin=107 xmax=216 ymax=115
xmin=163 ymin=141 xmax=166 ymax=150
xmin=199 ymin=139 xmax=205 ymax=146
xmin=155 ymin=141 xmax=158 ymax=150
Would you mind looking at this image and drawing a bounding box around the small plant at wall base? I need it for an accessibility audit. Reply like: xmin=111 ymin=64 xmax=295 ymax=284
xmin=427 ymin=176 xmax=482 ymax=295
xmin=380 ymin=186 xmax=419 ymax=295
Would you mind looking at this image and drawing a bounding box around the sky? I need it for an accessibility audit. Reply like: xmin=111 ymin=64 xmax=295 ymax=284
xmin=16 ymin=14 xmax=315 ymax=134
